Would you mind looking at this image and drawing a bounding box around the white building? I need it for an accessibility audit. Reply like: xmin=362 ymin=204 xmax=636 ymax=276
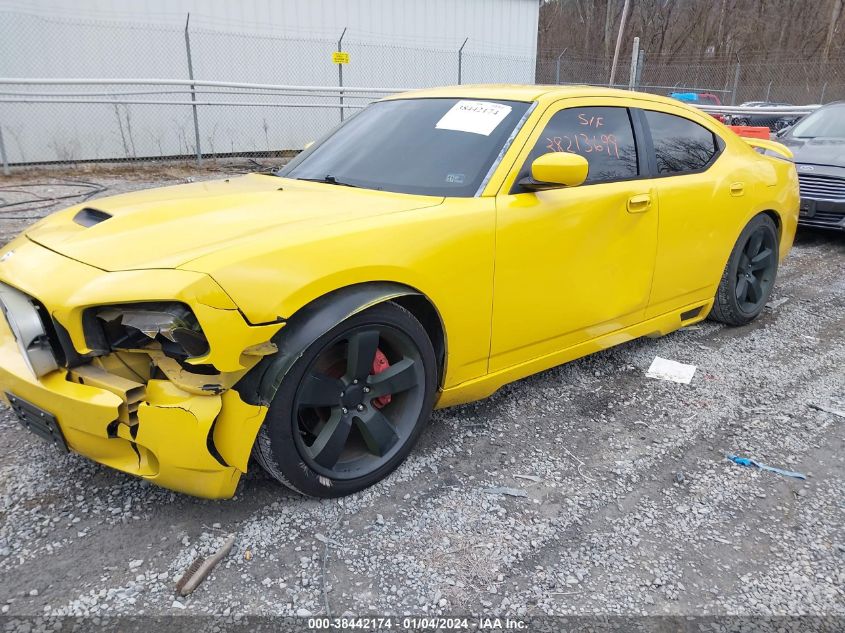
xmin=0 ymin=0 xmax=540 ymax=163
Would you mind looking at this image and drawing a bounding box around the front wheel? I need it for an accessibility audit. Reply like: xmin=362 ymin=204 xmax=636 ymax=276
xmin=253 ymin=302 xmax=437 ymax=497
xmin=709 ymin=214 xmax=779 ymax=326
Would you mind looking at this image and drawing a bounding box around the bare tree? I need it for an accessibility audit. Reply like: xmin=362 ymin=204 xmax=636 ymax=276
xmin=538 ymin=0 xmax=845 ymax=61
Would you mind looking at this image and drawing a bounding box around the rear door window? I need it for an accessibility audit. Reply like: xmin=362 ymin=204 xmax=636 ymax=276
xmin=644 ymin=110 xmax=719 ymax=174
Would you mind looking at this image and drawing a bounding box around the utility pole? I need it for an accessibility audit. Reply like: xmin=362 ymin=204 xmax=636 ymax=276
xmin=823 ymin=0 xmax=843 ymax=62
xmin=604 ymin=0 xmax=614 ymax=60
xmin=608 ymin=0 xmax=631 ymax=87
xmin=715 ymin=0 xmax=728 ymax=55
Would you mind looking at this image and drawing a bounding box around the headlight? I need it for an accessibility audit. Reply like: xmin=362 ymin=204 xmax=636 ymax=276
xmin=0 ymin=282 xmax=60 ymax=377
xmin=91 ymin=302 xmax=209 ymax=359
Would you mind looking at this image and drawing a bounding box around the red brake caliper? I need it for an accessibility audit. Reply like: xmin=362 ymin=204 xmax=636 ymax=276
xmin=371 ymin=349 xmax=391 ymax=409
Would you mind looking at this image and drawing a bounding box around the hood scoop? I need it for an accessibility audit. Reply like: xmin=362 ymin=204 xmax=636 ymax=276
xmin=26 ymin=175 xmax=445 ymax=271
xmin=73 ymin=207 xmax=112 ymax=227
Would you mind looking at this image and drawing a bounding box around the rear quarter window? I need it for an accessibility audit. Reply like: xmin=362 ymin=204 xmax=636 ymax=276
xmin=644 ymin=110 xmax=719 ymax=174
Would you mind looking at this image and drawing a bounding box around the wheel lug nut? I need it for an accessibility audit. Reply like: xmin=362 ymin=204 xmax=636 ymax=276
xmin=353 ymin=379 xmax=358 ymax=384
xmin=341 ymin=407 xmax=348 ymax=414
xmin=363 ymin=387 xmax=370 ymax=393
xmin=340 ymin=391 xmax=345 ymax=397
xmin=356 ymin=404 xmax=364 ymax=411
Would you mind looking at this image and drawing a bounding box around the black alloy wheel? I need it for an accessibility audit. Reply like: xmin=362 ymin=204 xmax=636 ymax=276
xmin=734 ymin=225 xmax=777 ymax=314
xmin=293 ymin=325 xmax=425 ymax=479
xmin=253 ymin=302 xmax=437 ymax=497
xmin=710 ymin=214 xmax=779 ymax=326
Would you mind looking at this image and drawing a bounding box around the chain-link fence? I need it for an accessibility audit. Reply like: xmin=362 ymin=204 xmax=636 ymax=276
xmin=0 ymin=9 xmax=536 ymax=169
xmin=538 ymin=49 xmax=845 ymax=106
xmin=2 ymin=7 xmax=843 ymax=171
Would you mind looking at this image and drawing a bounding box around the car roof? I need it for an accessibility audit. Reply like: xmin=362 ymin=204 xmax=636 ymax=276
xmin=383 ymin=84 xmax=689 ymax=109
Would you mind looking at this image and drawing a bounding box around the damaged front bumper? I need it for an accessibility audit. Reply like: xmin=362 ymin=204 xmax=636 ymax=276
xmin=0 ymin=237 xmax=279 ymax=499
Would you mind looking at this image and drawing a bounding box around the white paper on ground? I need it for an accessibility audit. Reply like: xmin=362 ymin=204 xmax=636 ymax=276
xmin=645 ymin=356 xmax=697 ymax=384
xmin=435 ymin=100 xmax=512 ymax=136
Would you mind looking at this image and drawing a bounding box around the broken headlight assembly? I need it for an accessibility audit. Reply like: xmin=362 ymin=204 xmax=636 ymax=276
xmin=0 ymin=282 xmax=61 ymax=377
xmin=90 ymin=302 xmax=209 ymax=359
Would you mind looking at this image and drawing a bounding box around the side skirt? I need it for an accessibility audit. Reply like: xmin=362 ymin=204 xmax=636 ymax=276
xmin=436 ymin=298 xmax=713 ymax=408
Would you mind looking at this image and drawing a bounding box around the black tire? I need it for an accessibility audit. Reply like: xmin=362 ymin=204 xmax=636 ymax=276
xmin=253 ymin=302 xmax=437 ymax=498
xmin=709 ymin=214 xmax=779 ymax=326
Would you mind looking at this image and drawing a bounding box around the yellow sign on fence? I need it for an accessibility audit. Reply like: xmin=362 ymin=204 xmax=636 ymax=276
xmin=332 ymin=51 xmax=350 ymax=64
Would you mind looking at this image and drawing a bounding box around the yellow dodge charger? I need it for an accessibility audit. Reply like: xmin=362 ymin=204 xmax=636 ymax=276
xmin=0 ymin=86 xmax=798 ymax=498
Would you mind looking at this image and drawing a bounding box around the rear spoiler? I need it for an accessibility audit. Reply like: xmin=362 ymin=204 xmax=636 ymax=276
xmin=742 ymin=137 xmax=794 ymax=161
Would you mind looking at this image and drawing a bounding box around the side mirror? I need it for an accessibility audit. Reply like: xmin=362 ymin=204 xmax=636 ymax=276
xmin=520 ymin=152 xmax=589 ymax=190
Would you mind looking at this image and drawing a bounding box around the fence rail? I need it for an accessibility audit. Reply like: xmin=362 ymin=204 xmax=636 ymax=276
xmin=0 ymin=77 xmax=406 ymax=93
xmin=697 ymin=105 xmax=819 ymax=116
xmin=0 ymin=78 xmax=831 ymax=173
xmin=0 ymin=79 xmax=392 ymax=167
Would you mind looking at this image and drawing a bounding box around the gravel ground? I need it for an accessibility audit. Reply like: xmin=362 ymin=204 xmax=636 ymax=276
xmin=0 ymin=168 xmax=842 ymax=619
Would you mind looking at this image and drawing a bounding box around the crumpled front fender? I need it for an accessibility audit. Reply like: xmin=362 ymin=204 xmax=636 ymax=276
xmin=231 ymin=282 xmax=421 ymax=408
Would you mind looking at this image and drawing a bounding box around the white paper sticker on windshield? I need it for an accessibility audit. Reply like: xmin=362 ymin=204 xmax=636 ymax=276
xmin=435 ymin=100 xmax=512 ymax=136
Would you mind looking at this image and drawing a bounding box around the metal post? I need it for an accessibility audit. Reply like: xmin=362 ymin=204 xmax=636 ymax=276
xmin=635 ymin=48 xmax=645 ymax=90
xmin=730 ymin=58 xmax=741 ymax=106
xmin=338 ymin=27 xmax=347 ymax=122
xmin=458 ymin=38 xmax=468 ymax=85
xmin=765 ymin=80 xmax=772 ymax=101
xmin=628 ymin=37 xmax=640 ymax=90
xmin=555 ymin=48 xmax=568 ymax=84
xmin=0 ymin=125 xmax=9 ymax=176
xmin=820 ymin=81 xmax=828 ymax=103
xmin=184 ymin=13 xmax=202 ymax=166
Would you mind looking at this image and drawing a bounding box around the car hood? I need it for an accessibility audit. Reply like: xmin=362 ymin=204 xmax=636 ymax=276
xmin=781 ymin=136 xmax=845 ymax=168
xmin=26 ymin=174 xmax=443 ymax=271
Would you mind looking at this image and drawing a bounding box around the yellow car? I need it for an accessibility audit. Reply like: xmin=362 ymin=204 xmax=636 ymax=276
xmin=0 ymin=86 xmax=798 ymax=499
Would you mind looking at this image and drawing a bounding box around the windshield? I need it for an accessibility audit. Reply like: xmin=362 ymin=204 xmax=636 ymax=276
xmin=790 ymin=104 xmax=845 ymax=138
xmin=279 ymin=98 xmax=531 ymax=197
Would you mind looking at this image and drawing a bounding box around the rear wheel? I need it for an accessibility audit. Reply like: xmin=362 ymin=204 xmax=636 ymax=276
xmin=709 ymin=214 xmax=779 ymax=326
xmin=253 ymin=302 xmax=437 ymax=497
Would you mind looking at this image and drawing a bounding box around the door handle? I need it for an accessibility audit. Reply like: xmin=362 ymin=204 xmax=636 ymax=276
xmin=730 ymin=182 xmax=745 ymax=196
xmin=626 ymin=193 xmax=652 ymax=213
